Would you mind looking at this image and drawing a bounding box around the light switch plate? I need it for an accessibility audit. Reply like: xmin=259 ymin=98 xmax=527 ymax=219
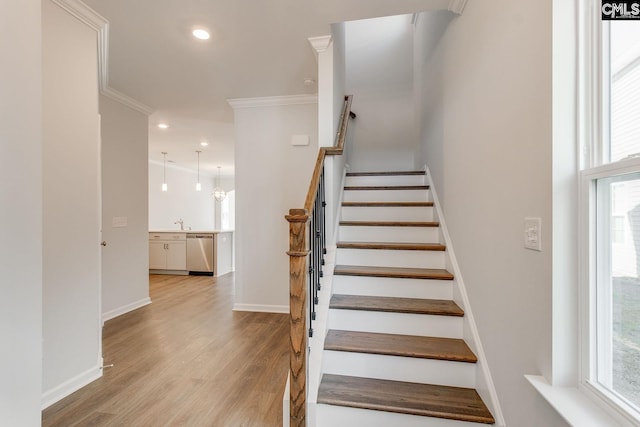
xmin=524 ymin=217 xmax=541 ymax=251
xmin=112 ymin=216 xmax=128 ymax=228
xmin=291 ymin=134 xmax=309 ymax=146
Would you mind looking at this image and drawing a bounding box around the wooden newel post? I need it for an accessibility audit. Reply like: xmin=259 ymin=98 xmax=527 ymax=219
xmin=286 ymin=208 xmax=310 ymax=427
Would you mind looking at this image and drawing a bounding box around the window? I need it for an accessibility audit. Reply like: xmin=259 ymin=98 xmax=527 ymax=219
xmin=581 ymin=1 xmax=640 ymax=423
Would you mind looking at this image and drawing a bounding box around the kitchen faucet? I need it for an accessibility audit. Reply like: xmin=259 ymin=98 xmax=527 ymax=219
xmin=174 ymin=218 xmax=184 ymax=230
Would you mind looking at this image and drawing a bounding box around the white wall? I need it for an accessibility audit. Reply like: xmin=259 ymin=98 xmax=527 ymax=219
xmin=42 ymin=0 xmax=102 ymax=405
xmin=346 ymin=14 xmax=416 ymax=172
xmin=0 ymin=1 xmax=42 ymax=424
xmin=100 ymin=95 xmax=151 ymax=321
xmin=232 ymin=98 xmax=318 ymax=311
xmin=325 ymin=23 xmax=349 ymax=247
xmin=148 ymin=162 xmax=218 ymax=231
xmin=415 ymin=2 xmax=566 ymax=426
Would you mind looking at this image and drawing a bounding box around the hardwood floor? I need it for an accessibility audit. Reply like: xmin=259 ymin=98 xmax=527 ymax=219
xmin=42 ymin=274 xmax=289 ymax=427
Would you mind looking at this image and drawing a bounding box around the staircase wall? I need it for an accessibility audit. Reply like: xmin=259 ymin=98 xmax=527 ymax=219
xmin=414 ymin=2 xmax=564 ymax=426
xmin=345 ymin=15 xmax=416 ymax=172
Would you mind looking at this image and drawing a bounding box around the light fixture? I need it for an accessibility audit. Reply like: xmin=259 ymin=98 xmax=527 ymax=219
xmin=192 ymin=28 xmax=210 ymax=40
xmin=200 ymin=141 xmax=209 ymax=147
xmin=161 ymin=152 xmax=168 ymax=192
xmin=158 ymin=123 xmax=169 ymax=129
xmin=213 ymin=166 xmax=226 ymax=201
xmin=195 ymin=150 xmax=202 ymax=191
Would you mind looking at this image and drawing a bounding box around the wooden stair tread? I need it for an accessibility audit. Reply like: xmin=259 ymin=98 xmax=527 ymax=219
xmin=347 ymin=171 xmax=426 ymax=176
xmin=344 ymin=185 xmax=430 ymax=191
xmin=334 ymin=265 xmax=454 ymax=280
xmin=342 ymin=201 xmax=434 ymax=207
xmin=318 ymin=374 xmax=495 ymax=424
xmin=337 ymin=241 xmax=445 ymax=251
xmin=325 ymin=330 xmax=477 ymax=363
xmin=340 ymin=220 xmax=439 ymax=227
xmin=330 ymin=294 xmax=463 ymax=316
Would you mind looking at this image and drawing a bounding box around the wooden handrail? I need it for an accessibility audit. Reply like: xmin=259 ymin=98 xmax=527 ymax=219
xmin=303 ymin=95 xmax=354 ymax=212
xmin=286 ymin=94 xmax=354 ymax=427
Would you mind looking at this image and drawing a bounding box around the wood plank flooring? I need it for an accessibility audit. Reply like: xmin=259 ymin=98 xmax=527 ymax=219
xmin=42 ymin=274 xmax=289 ymax=427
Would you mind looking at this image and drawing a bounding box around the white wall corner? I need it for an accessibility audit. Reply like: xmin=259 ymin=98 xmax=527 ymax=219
xmin=308 ymin=35 xmax=333 ymax=61
xmin=448 ymin=0 xmax=469 ymax=15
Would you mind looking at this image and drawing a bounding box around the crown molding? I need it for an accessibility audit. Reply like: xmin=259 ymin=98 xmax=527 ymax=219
xmin=50 ymin=0 xmax=154 ymax=116
xmin=308 ymin=35 xmax=332 ymax=61
xmin=448 ymin=0 xmax=469 ymax=15
xmin=227 ymin=94 xmax=318 ymax=109
xmin=49 ymin=0 xmax=107 ymax=31
xmin=101 ymin=87 xmax=155 ymax=115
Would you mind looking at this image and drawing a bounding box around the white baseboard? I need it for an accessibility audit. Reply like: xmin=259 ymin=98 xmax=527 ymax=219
xmin=42 ymin=359 xmax=103 ymax=409
xmin=233 ymin=303 xmax=288 ymax=314
xmin=102 ymin=297 xmax=151 ymax=324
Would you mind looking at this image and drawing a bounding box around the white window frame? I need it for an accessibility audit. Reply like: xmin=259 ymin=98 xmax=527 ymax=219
xmin=579 ymin=1 xmax=640 ymax=425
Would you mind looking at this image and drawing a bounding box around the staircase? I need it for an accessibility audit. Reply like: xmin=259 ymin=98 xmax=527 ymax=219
xmin=315 ymin=170 xmax=496 ymax=426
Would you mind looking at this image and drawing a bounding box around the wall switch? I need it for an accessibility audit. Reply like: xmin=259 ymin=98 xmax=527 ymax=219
xmin=524 ymin=217 xmax=541 ymax=251
xmin=112 ymin=216 xmax=128 ymax=228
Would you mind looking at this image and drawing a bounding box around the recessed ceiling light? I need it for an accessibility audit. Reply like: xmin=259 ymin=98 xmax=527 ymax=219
xmin=192 ymin=28 xmax=210 ymax=40
xmin=158 ymin=123 xmax=169 ymax=129
xmin=200 ymin=141 xmax=209 ymax=147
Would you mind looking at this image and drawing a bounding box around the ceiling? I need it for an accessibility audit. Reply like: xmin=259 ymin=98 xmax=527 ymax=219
xmin=82 ymin=0 xmax=455 ymax=176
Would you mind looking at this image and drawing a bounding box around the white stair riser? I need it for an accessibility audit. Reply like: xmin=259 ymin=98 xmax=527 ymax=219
xmin=332 ymin=276 xmax=453 ymax=300
xmin=336 ymin=248 xmax=445 ymax=269
xmin=328 ymin=309 xmax=463 ymax=338
xmin=316 ymin=404 xmax=487 ymax=427
xmin=345 ymin=175 xmax=425 ymax=186
xmin=343 ymin=189 xmax=430 ymax=203
xmin=341 ymin=206 xmax=434 ymax=221
xmin=322 ymin=351 xmax=476 ymax=388
xmin=339 ymin=225 xmax=439 ymax=243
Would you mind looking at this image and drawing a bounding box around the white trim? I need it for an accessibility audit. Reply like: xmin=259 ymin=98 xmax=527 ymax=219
xmin=308 ymin=35 xmax=333 ymax=61
xmin=448 ymin=0 xmax=469 ymax=15
xmin=51 ymin=0 xmax=154 ymax=116
xmin=49 ymin=0 xmax=107 ymax=31
xmin=42 ymin=361 xmax=103 ymax=409
xmin=102 ymin=297 xmax=152 ymax=324
xmin=102 ymin=87 xmax=154 ymax=116
xmin=227 ymin=94 xmax=318 ymax=109
xmin=526 ymin=375 xmax=628 ymax=427
xmin=425 ymin=167 xmax=506 ymax=426
xmin=232 ymin=303 xmax=289 ymax=314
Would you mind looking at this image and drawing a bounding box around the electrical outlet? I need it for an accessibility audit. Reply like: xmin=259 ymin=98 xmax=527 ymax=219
xmin=524 ymin=217 xmax=541 ymax=251
xmin=112 ymin=216 xmax=128 ymax=228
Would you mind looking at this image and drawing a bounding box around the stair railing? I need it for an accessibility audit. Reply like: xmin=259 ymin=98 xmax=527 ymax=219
xmin=286 ymin=95 xmax=354 ymax=427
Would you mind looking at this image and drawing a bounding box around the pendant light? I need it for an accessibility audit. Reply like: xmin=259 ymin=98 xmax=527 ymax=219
xmin=195 ymin=150 xmax=202 ymax=191
xmin=161 ymin=152 xmax=168 ymax=192
xmin=213 ymin=166 xmax=227 ymax=201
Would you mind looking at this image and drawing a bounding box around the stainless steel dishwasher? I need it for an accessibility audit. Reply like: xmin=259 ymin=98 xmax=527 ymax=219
xmin=186 ymin=234 xmax=214 ymax=275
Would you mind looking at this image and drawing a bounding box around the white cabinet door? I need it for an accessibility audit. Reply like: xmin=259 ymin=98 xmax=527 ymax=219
xmin=149 ymin=241 xmax=166 ymax=270
xmin=166 ymin=241 xmax=186 ymax=270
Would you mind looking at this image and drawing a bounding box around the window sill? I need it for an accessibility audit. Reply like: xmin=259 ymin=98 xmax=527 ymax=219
xmin=525 ymin=375 xmax=626 ymax=426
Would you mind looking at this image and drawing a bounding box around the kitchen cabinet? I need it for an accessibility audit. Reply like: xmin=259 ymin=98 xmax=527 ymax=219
xmin=149 ymin=233 xmax=187 ymax=271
